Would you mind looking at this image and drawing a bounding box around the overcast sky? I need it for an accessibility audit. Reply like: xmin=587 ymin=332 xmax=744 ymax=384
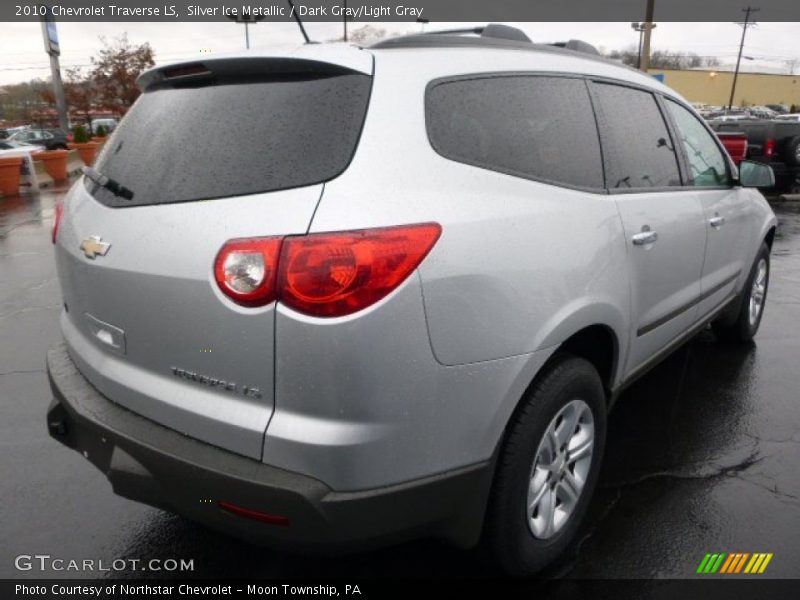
xmin=1 ymin=21 xmax=799 ymax=86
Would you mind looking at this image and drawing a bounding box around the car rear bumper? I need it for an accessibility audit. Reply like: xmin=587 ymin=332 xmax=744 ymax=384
xmin=46 ymin=340 xmax=493 ymax=551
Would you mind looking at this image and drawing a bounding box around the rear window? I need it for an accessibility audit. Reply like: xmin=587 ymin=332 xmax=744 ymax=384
xmin=87 ymin=68 xmax=371 ymax=207
xmin=425 ymin=75 xmax=604 ymax=189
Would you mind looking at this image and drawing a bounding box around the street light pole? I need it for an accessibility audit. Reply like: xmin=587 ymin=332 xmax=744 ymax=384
xmin=226 ymin=14 xmax=265 ymax=50
xmin=631 ymin=23 xmax=645 ymax=70
xmin=40 ymin=12 xmax=68 ymax=131
xmin=729 ymin=6 xmax=760 ymax=110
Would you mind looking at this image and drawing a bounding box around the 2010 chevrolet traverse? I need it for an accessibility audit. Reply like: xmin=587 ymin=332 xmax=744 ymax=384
xmin=47 ymin=25 xmax=777 ymax=574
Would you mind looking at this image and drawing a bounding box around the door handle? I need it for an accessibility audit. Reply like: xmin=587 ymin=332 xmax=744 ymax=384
xmin=632 ymin=226 xmax=658 ymax=246
xmin=709 ymin=215 xmax=726 ymax=229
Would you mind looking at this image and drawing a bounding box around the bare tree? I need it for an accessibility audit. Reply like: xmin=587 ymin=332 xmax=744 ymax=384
xmin=607 ymin=45 xmax=721 ymax=70
xmin=91 ymin=34 xmax=154 ymax=114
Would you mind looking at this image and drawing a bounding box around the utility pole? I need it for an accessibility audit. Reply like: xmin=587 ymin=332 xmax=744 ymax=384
xmin=640 ymin=0 xmax=656 ymax=72
xmin=40 ymin=11 xmax=68 ymax=132
xmin=343 ymin=0 xmax=347 ymax=42
xmin=729 ymin=6 xmax=759 ymax=110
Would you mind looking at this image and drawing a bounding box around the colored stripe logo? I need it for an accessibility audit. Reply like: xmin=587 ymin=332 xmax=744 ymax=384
xmin=697 ymin=552 xmax=773 ymax=574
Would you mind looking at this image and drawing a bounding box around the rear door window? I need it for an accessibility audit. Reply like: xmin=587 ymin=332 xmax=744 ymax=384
xmin=426 ymin=75 xmax=604 ymax=189
xmin=88 ymin=67 xmax=372 ymax=207
xmin=591 ymin=83 xmax=682 ymax=190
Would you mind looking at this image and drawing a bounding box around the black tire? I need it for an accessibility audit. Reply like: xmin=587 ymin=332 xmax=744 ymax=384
xmin=712 ymin=242 xmax=770 ymax=342
xmin=785 ymin=136 xmax=800 ymax=167
xmin=483 ymin=355 xmax=607 ymax=576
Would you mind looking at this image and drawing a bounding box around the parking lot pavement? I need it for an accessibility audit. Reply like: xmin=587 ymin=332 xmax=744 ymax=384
xmin=2 ymin=185 xmax=798 ymax=579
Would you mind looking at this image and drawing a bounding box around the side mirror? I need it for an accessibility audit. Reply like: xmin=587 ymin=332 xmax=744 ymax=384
xmin=738 ymin=160 xmax=775 ymax=188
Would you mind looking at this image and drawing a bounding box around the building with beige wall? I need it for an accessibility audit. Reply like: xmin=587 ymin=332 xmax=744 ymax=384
xmin=647 ymin=69 xmax=800 ymax=108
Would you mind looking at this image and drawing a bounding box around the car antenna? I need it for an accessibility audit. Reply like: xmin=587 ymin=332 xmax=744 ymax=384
xmin=285 ymin=0 xmax=313 ymax=44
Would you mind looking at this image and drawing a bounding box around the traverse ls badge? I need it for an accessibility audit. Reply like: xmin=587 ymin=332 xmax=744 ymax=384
xmin=80 ymin=236 xmax=111 ymax=259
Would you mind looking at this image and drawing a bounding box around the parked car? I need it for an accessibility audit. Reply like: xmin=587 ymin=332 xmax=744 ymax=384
xmin=716 ymin=131 xmax=748 ymax=165
xmin=90 ymin=118 xmax=118 ymax=134
xmin=707 ymin=110 xmax=756 ymax=122
xmin=0 ymin=125 xmax=30 ymax=139
xmin=7 ymin=128 xmax=69 ymax=150
xmin=0 ymin=139 xmax=41 ymax=151
xmin=775 ymin=113 xmax=800 ymax=122
xmin=748 ymin=106 xmax=779 ymax=119
xmin=711 ymin=118 xmax=800 ymax=194
xmin=765 ymin=104 xmax=789 ymax=114
xmin=46 ymin=25 xmax=777 ymax=575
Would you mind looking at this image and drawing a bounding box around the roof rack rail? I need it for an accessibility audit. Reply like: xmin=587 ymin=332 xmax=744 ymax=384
xmin=481 ymin=24 xmax=532 ymax=43
xmin=418 ymin=24 xmax=532 ymax=43
xmin=550 ymin=40 xmax=600 ymax=56
xmin=370 ymin=25 xmax=604 ymax=59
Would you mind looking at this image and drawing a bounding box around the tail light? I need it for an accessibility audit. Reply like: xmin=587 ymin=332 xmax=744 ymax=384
xmin=279 ymin=223 xmax=441 ymax=317
xmin=213 ymin=223 xmax=442 ymax=317
xmin=52 ymin=200 xmax=64 ymax=244
xmin=764 ymin=138 xmax=776 ymax=159
xmin=214 ymin=237 xmax=283 ymax=307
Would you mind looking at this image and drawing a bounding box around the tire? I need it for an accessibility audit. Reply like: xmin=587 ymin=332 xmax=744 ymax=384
xmin=785 ymin=136 xmax=800 ymax=167
xmin=483 ymin=355 xmax=607 ymax=576
xmin=712 ymin=242 xmax=770 ymax=342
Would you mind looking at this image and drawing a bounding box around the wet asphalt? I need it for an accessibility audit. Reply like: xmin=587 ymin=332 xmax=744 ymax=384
xmin=1 ymin=183 xmax=799 ymax=580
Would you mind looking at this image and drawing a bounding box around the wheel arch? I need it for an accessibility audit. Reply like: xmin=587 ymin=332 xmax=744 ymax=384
xmin=764 ymin=225 xmax=776 ymax=250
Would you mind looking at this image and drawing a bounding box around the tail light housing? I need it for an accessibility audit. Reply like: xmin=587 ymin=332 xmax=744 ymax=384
xmin=764 ymin=138 xmax=776 ymax=159
xmin=214 ymin=237 xmax=283 ymax=307
xmin=52 ymin=200 xmax=64 ymax=244
xmin=214 ymin=223 xmax=442 ymax=317
xmin=279 ymin=223 xmax=441 ymax=317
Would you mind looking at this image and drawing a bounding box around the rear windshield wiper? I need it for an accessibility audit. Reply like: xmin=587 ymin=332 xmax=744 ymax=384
xmin=83 ymin=167 xmax=134 ymax=201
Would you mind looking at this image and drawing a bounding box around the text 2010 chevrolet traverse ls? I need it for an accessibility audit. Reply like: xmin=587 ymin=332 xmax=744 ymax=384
xmin=46 ymin=26 xmax=777 ymax=574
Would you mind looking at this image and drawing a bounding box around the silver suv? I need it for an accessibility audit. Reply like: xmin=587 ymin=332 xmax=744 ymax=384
xmin=47 ymin=26 xmax=777 ymax=575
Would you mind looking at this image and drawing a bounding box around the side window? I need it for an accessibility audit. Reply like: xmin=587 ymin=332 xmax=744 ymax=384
xmin=591 ymin=83 xmax=682 ymax=189
xmin=426 ymin=75 xmax=604 ymax=189
xmin=665 ymin=100 xmax=732 ymax=187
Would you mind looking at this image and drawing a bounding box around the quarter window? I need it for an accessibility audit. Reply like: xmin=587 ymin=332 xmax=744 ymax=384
xmin=592 ymin=83 xmax=682 ymax=189
xmin=666 ymin=99 xmax=732 ymax=187
xmin=426 ymin=75 xmax=604 ymax=189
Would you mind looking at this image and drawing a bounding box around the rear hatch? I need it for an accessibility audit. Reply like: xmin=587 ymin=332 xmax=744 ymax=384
xmin=54 ymin=50 xmax=373 ymax=459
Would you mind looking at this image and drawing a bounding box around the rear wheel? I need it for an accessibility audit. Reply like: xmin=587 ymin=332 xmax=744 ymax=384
xmin=484 ymin=355 xmax=607 ymax=576
xmin=785 ymin=136 xmax=800 ymax=167
xmin=712 ymin=242 xmax=770 ymax=342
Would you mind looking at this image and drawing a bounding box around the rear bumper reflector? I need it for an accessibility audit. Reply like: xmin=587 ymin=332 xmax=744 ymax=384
xmin=218 ymin=500 xmax=290 ymax=527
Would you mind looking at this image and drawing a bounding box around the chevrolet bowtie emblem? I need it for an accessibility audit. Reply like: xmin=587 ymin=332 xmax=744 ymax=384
xmin=80 ymin=236 xmax=111 ymax=259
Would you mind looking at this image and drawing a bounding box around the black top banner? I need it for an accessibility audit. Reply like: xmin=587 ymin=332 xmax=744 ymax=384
xmin=3 ymin=0 xmax=800 ymax=22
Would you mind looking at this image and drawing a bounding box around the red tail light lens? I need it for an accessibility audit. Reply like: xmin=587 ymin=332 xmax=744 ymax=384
xmin=214 ymin=224 xmax=441 ymax=314
xmin=214 ymin=237 xmax=283 ymax=306
xmin=764 ymin=138 xmax=776 ymax=159
xmin=277 ymin=223 xmax=441 ymax=317
xmin=52 ymin=200 xmax=64 ymax=244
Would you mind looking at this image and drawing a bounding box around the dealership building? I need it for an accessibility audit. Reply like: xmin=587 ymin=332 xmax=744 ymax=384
xmin=648 ymin=68 xmax=800 ymax=108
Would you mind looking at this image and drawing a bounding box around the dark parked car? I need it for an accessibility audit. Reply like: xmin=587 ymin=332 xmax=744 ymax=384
xmin=712 ymin=119 xmax=800 ymax=195
xmin=7 ymin=128 xmax=70 ymax=150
